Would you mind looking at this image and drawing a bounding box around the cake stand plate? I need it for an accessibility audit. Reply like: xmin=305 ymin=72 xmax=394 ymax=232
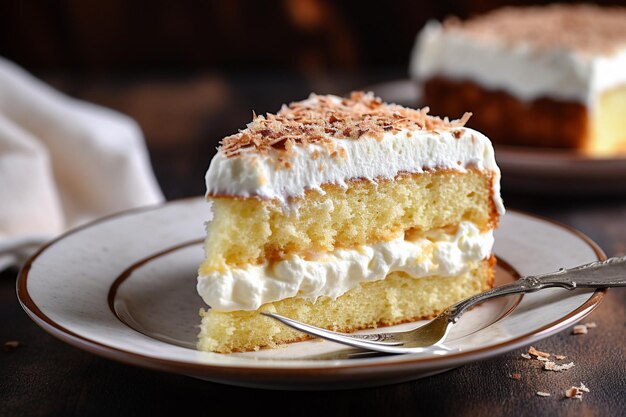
xmin=18 ymin=198 xmax=605 ymax=390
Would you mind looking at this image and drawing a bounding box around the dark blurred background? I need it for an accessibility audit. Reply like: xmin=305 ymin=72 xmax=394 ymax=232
xmin=1 ymin=0 xmax=624 ymax=199
xmin=2 ymin=0 xmax=624 ymax=73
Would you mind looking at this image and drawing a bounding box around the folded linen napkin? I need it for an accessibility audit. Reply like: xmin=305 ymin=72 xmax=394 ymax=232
xmin=0 ymin=57 xmax=164 ymax=269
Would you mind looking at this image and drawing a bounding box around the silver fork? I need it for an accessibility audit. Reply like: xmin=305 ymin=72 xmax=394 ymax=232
xmin=261 ymin=256 xmax=626 ymax=354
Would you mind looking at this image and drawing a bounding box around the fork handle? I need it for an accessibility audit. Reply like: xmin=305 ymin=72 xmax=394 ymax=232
xmin=445 ymin=255 xmax=626 ymax=324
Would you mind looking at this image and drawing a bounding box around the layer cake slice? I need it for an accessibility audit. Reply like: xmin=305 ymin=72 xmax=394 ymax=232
xmin=411 ymin=4 xmax=626 ymax=155
xmin=197 ymin=92 xmax=504 ymax=353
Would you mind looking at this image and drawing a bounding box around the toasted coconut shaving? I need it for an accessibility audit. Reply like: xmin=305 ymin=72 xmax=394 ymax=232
xmin=536 ymin=391 xmax=551 ymax=397
xmin=565 ymin=383 xmax=590 ymax=400
xmin=572 ymin=324 xmax=588 ymax=335
xmin=220 ymin=92 xmax=472 ymax=157
xmin=544 ymin=361 xmax=574 ymax=372
xmin=528 ymin=346 xmax=550 ymax=358
xmin=3 ymin=341 xmax=20 ymax=351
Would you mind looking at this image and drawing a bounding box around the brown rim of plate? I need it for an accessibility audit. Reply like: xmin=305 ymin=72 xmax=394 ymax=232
xmin=16 ymin=198 xmax=607 ymax=378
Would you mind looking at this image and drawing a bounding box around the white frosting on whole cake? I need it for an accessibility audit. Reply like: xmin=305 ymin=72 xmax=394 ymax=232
xmin=198 ymin=221 xmax=493 ymax=312
xmin=206 ymin=118 xmax=504 ymax=215
xmin=410 ymin=21 xmax=626 ymax=105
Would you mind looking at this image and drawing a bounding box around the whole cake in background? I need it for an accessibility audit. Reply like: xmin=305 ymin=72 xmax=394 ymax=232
xmin=410 ymin=4 xmax=626 ymax=156
xmin=197 ymin=92 xmax=504 ymax=353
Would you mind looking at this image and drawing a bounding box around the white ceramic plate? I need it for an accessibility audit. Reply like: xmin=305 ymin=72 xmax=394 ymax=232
xmin=18 ymin=198 xmax=605 ymax=390
xmin=366 ymin=79 xmax=626 ymax=194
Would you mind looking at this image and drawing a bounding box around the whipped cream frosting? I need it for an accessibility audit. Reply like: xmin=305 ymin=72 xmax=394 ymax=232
xmin=205 ymin=109 xmax=504 ymax=215
xmin=198 ymin=221 xmax=494 ymax=312
xmin=411 ymin=21 xmax=626 ymax=105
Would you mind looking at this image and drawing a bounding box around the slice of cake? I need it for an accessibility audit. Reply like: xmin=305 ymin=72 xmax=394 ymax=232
xmin=197 ymin=92 xmax=504 ymax=353
xmin=410 ymin=4 xmax=626 ymax=156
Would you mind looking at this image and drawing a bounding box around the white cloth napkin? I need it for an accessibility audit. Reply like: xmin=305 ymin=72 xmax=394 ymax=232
xmin=0 ymin=57 xmax=164 ymax=269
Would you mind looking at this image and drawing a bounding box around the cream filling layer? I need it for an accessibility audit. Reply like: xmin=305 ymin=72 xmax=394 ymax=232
xmin=197 ymin=221 xmax=494 ymax=312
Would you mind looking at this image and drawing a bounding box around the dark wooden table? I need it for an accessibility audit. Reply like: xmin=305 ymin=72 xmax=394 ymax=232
xmin=2 ymin=71 xmax=626 ymax=417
